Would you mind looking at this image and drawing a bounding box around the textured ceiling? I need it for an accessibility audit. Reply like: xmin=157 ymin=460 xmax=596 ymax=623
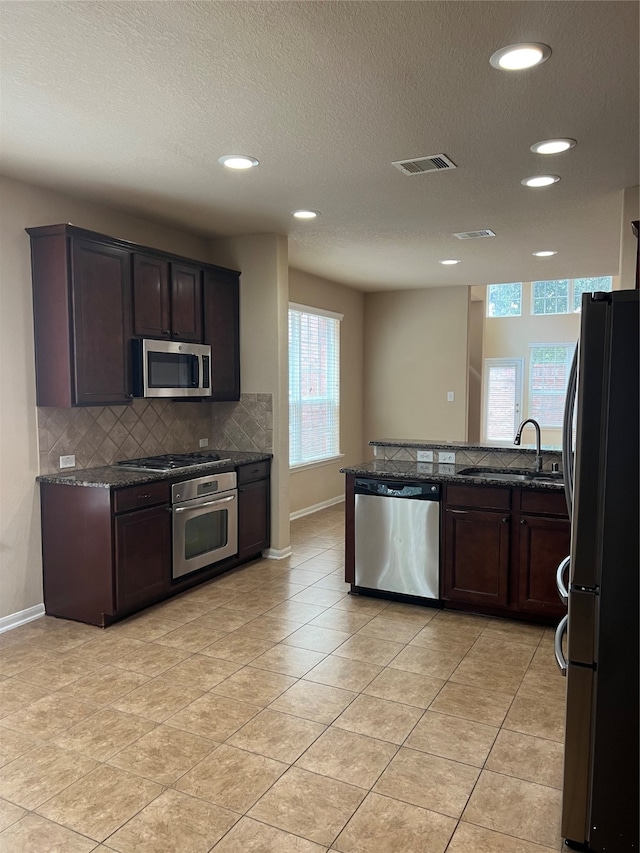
xmin=0 ymin=1 xmax=638 ymax=291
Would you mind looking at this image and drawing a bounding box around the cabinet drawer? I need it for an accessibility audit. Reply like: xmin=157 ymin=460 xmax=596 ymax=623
xmin=445 ymin=484 xmax=511 ymax=510
xmin=237 ymin=460 xmax=271 ymax=484
xmin=520 ymin=488 xmax=568 ymax=517
xmin=113 ymin=481 xmax=170 ymax=513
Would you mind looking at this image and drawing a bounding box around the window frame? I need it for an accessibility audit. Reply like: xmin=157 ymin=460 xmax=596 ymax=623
xmin=481 ymin=357 xmax=524 ymax=444
xmin=528 ymin=342 xmax=575 ymax=428
xmin=288 ymin=302 xmax=343 ymax=470
xmin=486 ymin=282 xmax=523 ymax=318
xmin=531 ymin=277 xmax=613 ymax=316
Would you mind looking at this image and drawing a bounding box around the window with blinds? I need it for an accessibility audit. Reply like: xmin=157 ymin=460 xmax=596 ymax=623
xmin=529 ymin=344 xmax=574 ymax=427
xmin=483 ymin=358 xmax=523 ymax=442
xmin=289 ymin=303 xmax=342 ymax=467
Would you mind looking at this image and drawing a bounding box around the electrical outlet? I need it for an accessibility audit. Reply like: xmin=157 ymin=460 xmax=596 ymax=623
xmin=417 ymin=450 xmax=434 ymax=462
xmin=438 ymin=451 xmax=456 ymax=464
xmin=199 ymin=438 xmax=209 ymax=448
xmin=447 ymin=391 xmax=455 ymax=402
xmin=59 ymin=455 xmax=76 ymax=469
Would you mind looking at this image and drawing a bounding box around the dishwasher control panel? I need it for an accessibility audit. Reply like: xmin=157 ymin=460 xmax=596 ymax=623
xmin=354 ymin=478 xmax=440 ymax=499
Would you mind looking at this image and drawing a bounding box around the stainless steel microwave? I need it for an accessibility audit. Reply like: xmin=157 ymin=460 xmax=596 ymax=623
xmin=132 ymin=339 xmax=212 ymax=398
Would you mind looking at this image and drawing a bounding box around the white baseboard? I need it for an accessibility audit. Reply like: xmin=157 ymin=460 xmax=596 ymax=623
xmin=290 ymin=495 xmax=344 ymax=521
xmin=0 ymin=604 xmax=45 ymax=635
xmin=263 ymin=546 xmax=293 ymax=560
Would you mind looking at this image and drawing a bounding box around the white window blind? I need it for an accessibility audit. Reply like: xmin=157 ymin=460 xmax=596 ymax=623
xmin=529 ymin=344 xmax=574 ymax=427
xmin=483 ymin=358 xmax=523 ymax=442
xmin=289 ymin=304 xmax=342 ymax=467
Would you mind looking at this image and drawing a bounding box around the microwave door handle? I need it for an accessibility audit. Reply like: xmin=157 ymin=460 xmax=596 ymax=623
xmin=192 ymin=354 xmax=200 ymax=388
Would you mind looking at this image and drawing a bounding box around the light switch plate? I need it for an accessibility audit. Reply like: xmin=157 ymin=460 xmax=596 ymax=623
xmin=438 ymin=451 xmax=456 ymax=464
xmin=59 ymin=455 xmax=76 ymax=469
xmin=447 ymin=391 xmax=455 ymax=402
xmin=199 ymin=438 xmax=209 ymax=448
xmin=417 ymin=450 xmax=434 ymax=462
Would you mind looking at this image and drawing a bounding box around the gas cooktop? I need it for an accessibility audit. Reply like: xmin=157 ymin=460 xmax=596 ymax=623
xmin=114 ymin=452 xmax=231 ymax=473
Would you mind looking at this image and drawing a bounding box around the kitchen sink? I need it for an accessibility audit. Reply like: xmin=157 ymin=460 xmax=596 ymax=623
xmin=458 ymin=467 xmax=564 ymax=485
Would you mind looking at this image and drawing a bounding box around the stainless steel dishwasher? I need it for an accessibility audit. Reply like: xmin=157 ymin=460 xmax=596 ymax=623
xmin=354 ymin=477 xmax=440 ymax=601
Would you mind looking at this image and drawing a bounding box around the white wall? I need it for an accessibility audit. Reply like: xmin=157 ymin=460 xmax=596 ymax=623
xmin=0 ymin=175 xmax=212 ymax=620
xmin=363 ymin=287 xmax=469 ymax=449
xmin=288 ymin=269 xmax=364 ymax=516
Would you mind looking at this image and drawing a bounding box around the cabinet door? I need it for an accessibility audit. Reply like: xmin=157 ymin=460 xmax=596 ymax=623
xmin=203 ymin=269 xmax=240 ymax=400
xmin=115 ymin=505 xmax=171 ymax=613
xmin=71 ymin=238 xmax=132 ymax=405
xmin=133 ymin=254 xmax=171 ymax=339
xmin=170 ymin=263 xmax=202 ymax=342
xmin=443 ymin=508 xmax=510 ymax=607
xmin=517 ymin=514 xmax=570 ymax=618
xmin=238 ymin=479 xmax=270 ymax=560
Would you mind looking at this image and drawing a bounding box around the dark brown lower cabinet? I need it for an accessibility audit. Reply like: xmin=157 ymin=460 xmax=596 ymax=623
xmin=517 ymin=513 xmax=570 ymax=619
xmin=114 ymin=505 xmax=171 ymax=612
xmin=237 ymin=463 xmax=271 ymax=560
xmin=40 ymin=463 xmax=271 ymax=627
xmin=443 ymin=508 xmax=510 ymax=607
xmin=442 ymin=483 xmax=570 ymax=621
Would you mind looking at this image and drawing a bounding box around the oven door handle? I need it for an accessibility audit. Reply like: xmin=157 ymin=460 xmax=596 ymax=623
xmin=173 ymin=494 xmax=236 ymax=513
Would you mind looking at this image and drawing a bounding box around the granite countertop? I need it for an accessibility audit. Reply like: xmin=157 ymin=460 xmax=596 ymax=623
xmin=340 ymin=458 xmax=565 ymax=491
xmin=369 ymin=439 xmax=563 ymax=453
xmin=37 ymin=451 xmax=272 ymax=489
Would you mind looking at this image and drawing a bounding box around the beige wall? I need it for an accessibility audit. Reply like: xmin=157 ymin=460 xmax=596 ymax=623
xmin=363 ymin=287 xmax=469 ymax=448
xmin=209 ymin=234 xmax=290 ymax=553
xmin=0 ymin=174 xmax=213 ymax=621
xmin=288 ymin=269 xmax=364 ymax=516
xmin=467 ymin=298 xmax=484 ymax=443
xmin=619 ymin=186 xmax=639 ymax=288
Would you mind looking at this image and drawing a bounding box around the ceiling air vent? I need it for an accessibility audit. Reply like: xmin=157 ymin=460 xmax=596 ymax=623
xmin=391 ymin=154 xmax=457 ymax=175
xmin=453 ymin=229 xmax=496 ymax=240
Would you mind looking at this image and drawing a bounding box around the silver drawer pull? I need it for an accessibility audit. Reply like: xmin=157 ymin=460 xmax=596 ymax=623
xmin=554 ymin=614 xmax=569 ymax=676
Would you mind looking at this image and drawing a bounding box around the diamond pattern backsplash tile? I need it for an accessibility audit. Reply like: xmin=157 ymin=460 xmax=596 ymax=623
xmin=37 ymin=394 xmax=273 ymax=474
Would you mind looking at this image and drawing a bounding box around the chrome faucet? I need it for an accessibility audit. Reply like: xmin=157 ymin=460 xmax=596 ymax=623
xmin=514 ymin=418 xmax=543 ymax=472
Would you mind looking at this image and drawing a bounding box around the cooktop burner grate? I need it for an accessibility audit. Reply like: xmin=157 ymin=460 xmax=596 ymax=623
xmin=114 ymin=452 xmax=231 ymax=472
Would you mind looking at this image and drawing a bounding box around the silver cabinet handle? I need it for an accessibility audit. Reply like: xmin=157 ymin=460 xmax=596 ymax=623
xmin=556 ymin=555 xmax=570 ymax=604
xmin=449 ymin=509 xmax=468 ymax=514
xmin=174 ymin=494 xmax=236 ymax=513
xmin=554 ymin=614 xmax=569 ymax=676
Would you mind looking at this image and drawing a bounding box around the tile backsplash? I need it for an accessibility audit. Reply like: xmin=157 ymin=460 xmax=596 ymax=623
xmin=37 ymin=393 xmax=273 ymax=474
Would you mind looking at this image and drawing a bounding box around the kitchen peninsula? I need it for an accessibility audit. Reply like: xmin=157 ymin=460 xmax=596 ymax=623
xmin=342 ymin=440 xmax=569 ymax=623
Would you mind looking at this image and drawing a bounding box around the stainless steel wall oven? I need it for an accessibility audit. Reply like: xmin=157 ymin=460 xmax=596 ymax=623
xmin=171 ymin=472 xmax=238 ymax=579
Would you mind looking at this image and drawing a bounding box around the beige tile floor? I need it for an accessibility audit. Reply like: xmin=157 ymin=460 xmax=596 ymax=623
xmin=0 ymin=505 xmax=567 ymax=852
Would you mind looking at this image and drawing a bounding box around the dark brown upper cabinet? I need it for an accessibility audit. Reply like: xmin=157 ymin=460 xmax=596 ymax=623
xmin=203 ymin=268 xmax=240 ymax=401
xmin=132 ymin=255 xmax=202 ymax=342
xmin=28 ymin=225 xmax=133 ymax=407
xmin=28 ymin=224 xmax=240 ymax=406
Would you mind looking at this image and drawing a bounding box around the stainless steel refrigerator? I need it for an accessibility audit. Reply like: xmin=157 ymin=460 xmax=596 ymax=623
xmin=556 ymin=289 xmax=639 ymax=851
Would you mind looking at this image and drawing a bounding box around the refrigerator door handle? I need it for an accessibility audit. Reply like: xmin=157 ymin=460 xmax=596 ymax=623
xmin=556 ymin=555 xmax=570 ymax=605
xmin=554 ymin=614 xmax=569 ymax=675
xmin=562 ymin=345 xmax=579 ymax=521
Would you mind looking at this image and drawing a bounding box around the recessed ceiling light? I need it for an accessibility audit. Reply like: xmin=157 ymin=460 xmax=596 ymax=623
xmin=490 ymin=42 xmax=551 ymax=70
xmin=521 ymin=175 xmax=561 ymax=188
xmin=530 ymin=138 xmax=576 ymax=155
xmin=292 ymin=210 xmax=319 ymax=220
xmin=218 ymin=155 xmax=259 ymax=170
xmin=533 ymin=250 xmax=558 ymax=257
xmin=440 ymin=259 xmax=461 ymax=265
